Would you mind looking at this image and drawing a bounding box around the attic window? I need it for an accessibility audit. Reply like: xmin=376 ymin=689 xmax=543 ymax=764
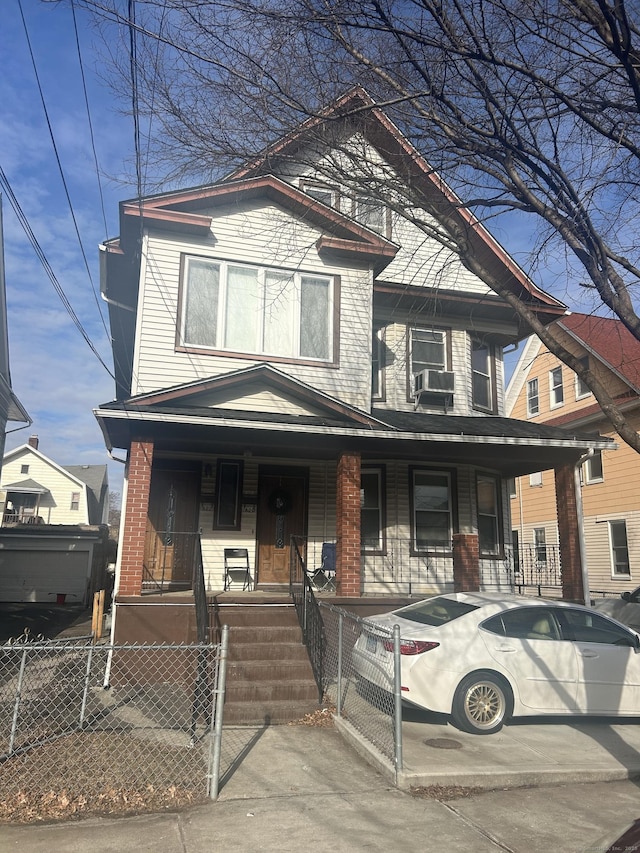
xmin=354 ymin=197 xmax=387 ymax=234
xmin=21 ymin=464 xmax=29 ymax=475
xmin=301 ymin=181 xmax=337 ymax=207
xmin=180 ymin=256 xmax=334 ymax=363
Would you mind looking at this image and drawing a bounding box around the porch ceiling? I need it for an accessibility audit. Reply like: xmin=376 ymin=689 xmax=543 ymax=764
xmin=95 ymin=403 xmax=612 ymax=479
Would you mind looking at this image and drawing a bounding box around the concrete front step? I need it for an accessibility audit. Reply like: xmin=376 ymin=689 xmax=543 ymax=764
xmin=226 ymin=624 xmax=304 ymax=644
xmin=227 ymin=659 xmax=315 ymax=681
xmin=225 ymin=678 xmax=319 ymax=704
xmin=222 ymin=698 xmax=321 ymax=725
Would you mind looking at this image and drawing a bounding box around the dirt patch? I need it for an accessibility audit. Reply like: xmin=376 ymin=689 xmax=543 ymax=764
xmin=0 ymin=732 xmax=208 ymax=824
xmin=287 ymin=700 xmax=336 ymax=728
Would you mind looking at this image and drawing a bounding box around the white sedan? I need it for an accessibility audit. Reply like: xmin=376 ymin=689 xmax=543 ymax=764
xmin=352 ymin=592 xmax=640 ymax=734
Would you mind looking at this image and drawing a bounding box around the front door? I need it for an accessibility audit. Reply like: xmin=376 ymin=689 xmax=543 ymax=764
xmin=256 ymin=470 xmax=308 ymax=585
xmin=144 ymin=467 xmax=200 ymax=587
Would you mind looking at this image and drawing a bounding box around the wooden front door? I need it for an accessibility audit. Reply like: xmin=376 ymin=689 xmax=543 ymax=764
xmin=256 ymin=470 xmax=308 ymax=585
xmin=144 ymin=468 xmax=200 ymax=586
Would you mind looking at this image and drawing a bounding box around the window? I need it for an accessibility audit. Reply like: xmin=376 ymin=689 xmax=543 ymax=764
xmin=575 ymin=355 xmax=591 ymax=399
xmin=361 ymin=467 xmax=385 ymax=552
xmin=301 ymin=181 xmax=337 ymax=207
xmin=372 ymin=327 xmax=385 ymax=401
xmin=214 ymin=460 xmax=243 ymax=530
xmin=527 ymin=378 xmax=539 ymax=416
xmin=508 ymin=479 xmax=517 ymax=498
xmin=477 ymin=474 xmax=501 ymax=555
xmin=584 ymin=451 xmax=603 ymax=484
xmin=181 ymin=256 xmax=334 ymax=362
xmin=534 ymin=527 xmax=547 ymax=564
xmin=409 ymin=327 xmax=447 ymax=396
xmin=560 ymin=608 xmax=636 ymax=646
xmin=511 ymin=529 xmax=521 ymax=574
xmin=471 ymin=340 xmax=495 ymax=411
xmin=411 ymin=469 xmax=454 ymax=551
xmin=21 ymin=464 xmax=29 ymax=474
xmin=549 ymin=366 xmax=564 ymax=407
xmin=70 ymin=492 xmax=80 ymax=511
xmin=529 ymin=471 xmax=543 ymax=487
xmin=354 ymin=197 xmax=386 ymax=233
xmin=609 ymin=520 xmax=630 ymax=575
xmin=484 ymin=607 xmax=561 ymax=641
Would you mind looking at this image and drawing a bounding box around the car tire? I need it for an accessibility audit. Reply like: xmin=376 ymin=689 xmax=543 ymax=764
xmin=451 ymin=670 xmax=513 ymax=735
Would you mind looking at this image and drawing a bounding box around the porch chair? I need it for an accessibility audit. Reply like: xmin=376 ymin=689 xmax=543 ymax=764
xmin=308 ymin=542 xmax=336 ymax=592
xmin=223 ymin=548 xmax=253 ymax=591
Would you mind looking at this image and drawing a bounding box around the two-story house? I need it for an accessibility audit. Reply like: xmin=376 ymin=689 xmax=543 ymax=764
xmin=96 ymin=89 xmax=611 ymax=645
xmin=506 ymin=313 xmax=640 ymax=598
xmin=0 ymin=436 xmax=110 ymax=603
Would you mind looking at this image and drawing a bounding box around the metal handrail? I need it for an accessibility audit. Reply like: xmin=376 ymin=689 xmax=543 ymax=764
xmin=290 ymin=536 xmax=324 ymax=700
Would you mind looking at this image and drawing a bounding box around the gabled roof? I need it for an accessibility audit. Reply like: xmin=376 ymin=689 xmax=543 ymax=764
xmin=2 ymin=443 xmax=89 ymax=489
xmin=229 ymin=86 xmax=566 ymax=322
xmin=558 ymin=313 xmax=640 ymax=393
xmin=2 ymin=478 xmax=48 ymax=494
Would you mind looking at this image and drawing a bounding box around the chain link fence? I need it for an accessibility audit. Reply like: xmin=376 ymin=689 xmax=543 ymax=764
xmin=0 ymin=631 xmax=229 ymax=822
xmin=319 ymin=603 xmax=402 ymax=776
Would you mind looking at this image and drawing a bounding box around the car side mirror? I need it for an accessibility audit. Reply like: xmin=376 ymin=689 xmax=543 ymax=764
xmin=622 ymin=592 xmax=632 ymax=601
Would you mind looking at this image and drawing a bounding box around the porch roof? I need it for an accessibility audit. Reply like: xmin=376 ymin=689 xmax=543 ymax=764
xmin=2 ymin=478 xmax=49 ymax=495
xmin=95 ymin=401 xmax=614 ymax=479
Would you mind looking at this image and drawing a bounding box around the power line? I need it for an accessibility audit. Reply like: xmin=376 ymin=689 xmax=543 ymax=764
xmin=0 ymin=168 xmax=115 ymax=380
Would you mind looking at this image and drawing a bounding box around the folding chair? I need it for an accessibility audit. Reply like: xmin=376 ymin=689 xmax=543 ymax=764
xmin=223 ymin=548 xmax=253 ymax=591
xmin=307 ymin=542 xmax=336 ymax=592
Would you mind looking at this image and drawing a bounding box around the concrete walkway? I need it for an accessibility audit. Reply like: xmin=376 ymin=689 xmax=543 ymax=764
xmin=4 ymin=715 xmax=640 ymax=852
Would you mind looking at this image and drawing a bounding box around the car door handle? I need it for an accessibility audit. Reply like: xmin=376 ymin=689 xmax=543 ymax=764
xmin=579 ymin=651 xmax=599 ymax=658
xmin=495 ymin=645 xmax=517 ymax=653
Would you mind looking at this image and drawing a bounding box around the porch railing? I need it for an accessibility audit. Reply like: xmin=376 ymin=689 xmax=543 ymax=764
xmin=289 ymin=536 xmax=324 ymax=700
xmin=292 ymin=536 xmax=563 ymax=596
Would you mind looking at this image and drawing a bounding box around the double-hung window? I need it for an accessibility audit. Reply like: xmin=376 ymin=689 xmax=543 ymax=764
xmin=181 ymin=256 xmax=334 ymax=362
xmin=584 ymin=450 xmax=603 ymax=484
xmin=354 ymin=197 xmax=387 ymax=234
xmin=411 ymin=469 xmax=454 ymax=552
xmin=361 ymin=467 xmax=385 ymax=552
xmin=477 ymin=474 xmax=501 ymax=555
xmin=609 ymin=520 xmax=630 ymax=575
xmin=372 ymin=326 xmax=385 ymax=401
xmin=471 ymin=340 xmax=495 ymax=412
xmin=550 ymin=366 xmax=564 ymax=408
xmin=526 ymin=378 xmax=539 ymax=416
xmin=410 ymin=327 xmax=447 ymax=396
xmin=575 ymin=355 xmax=591 ymax=399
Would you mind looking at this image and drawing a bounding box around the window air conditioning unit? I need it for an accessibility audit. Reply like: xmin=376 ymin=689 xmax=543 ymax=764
xmin=414 ymin=369 xmax=456 ymax=395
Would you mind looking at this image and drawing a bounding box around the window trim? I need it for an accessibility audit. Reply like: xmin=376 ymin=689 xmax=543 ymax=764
xmin=471 ymin=339 xmax=497 ymax=413
xmin=476 ymin=472 xmax=503 ymax=557
xmin=526 ymin=377 xmax=539 ymax=417
xmin=352 ymin=195 xmax=390 ymax=237
xmin=70 ymin=492 xmax=81 ymax=511
xmin=575 ymin=355 xmax=591 ymax=399
xmin=361 ymin=466 xmax=386 ymax=555
xmin=177 ymin=254 xmax=339 ymax=367
xmin=529 ymin=471 xmax=543 ymax=487
xmin=534 ymin=527 xmax=547 ymax=565
xmin=213 ymin=459 xmax=244 ymax=531
xmin=584 ymin=450 xmax=604 ymax=484
xmin=609 ymin=519 xmax=631 ymax=576
xmin=549 ymin=365 xmax=564 ymax=409
xmin=372 ymin=325 xmax=386 ymax=402
xmin=409 ymin=466 xmax=457 ymax=555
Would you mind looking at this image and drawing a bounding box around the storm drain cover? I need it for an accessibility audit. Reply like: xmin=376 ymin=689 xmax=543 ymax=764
xmin=423 ymin=738 xmax=463 ymax=750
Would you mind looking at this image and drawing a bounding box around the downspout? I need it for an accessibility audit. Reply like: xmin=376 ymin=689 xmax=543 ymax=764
xmin=575 ymin=449 xmax=593 ymax=607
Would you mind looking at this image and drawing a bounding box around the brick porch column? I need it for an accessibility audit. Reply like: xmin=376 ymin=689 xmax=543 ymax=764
xmin=336 ymin=450 xmax=361 ymax=597
xmin=554 ymin=463 xmax=585 ymax=603
xmin=118 ymin=439 xmax=154 ymax=597
xmin=452 ymin=533 xmax=480 ymax=591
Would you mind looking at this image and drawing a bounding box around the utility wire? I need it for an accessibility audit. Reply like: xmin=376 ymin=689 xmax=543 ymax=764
xmin=0 ymin=167 xmax=115 ymax=379
xmin=18 ymin=0 xmax=111 ymax=342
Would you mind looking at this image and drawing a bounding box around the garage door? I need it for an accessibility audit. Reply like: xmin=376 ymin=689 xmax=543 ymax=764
xmin=0 ymin=549 xmax=90 ymax=604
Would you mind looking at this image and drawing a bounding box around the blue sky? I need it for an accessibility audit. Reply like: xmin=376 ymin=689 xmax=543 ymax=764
xmin=1 ymin=0 xmax=135 ymax=496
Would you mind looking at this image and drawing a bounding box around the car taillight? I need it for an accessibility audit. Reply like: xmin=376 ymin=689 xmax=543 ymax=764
xmin=382 ymin=639 xmax=440 ymax=655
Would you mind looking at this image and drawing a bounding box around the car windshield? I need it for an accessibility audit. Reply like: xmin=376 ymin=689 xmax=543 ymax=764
xmin=395 ymin=598 xmax=479 ymax=626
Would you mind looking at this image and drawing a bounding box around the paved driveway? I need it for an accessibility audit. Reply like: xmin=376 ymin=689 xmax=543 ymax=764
xmin=0 ymin=603 xmax=92 ymax=643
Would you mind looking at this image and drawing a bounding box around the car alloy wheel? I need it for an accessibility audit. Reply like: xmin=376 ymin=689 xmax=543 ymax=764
xmin=452 ymin=671 xmax=512 ymax=735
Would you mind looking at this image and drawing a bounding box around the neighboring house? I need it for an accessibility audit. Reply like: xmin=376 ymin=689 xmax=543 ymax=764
xmin=0 ymin=195 xmax=30 ymax=466
xmin=506 ymin=313 xmax=640 ymax=598
xmin=0 ymin=436 xmax=111 ymax=604
xmin=96 ymin=89 xmax=612 ymax=643
xmin=1 ymin=436 xmax=109 ymax=526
